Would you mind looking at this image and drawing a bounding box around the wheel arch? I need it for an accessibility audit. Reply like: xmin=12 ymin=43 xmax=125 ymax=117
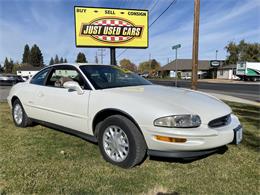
xmin=92 ymin=108 xmax=144 ymax=139
xmin=11 ymin=96 xmax=20 ymax=106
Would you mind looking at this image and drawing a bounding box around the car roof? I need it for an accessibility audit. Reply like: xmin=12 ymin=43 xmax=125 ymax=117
xmin=49 ymin=63 xmax=113 ymax=68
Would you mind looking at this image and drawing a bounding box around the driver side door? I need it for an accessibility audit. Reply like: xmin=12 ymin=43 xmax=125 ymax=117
xmin=35 ymin=65 xmax=91 ymax=133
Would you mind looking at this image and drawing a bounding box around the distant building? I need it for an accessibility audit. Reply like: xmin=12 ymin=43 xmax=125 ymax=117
xmin=16 ymin=65 xmax=43 ymax=80
xmin=159 ymin=59 xmax=212 ymax=79
xmin=217 ymin=64 xmax=238 ymax=80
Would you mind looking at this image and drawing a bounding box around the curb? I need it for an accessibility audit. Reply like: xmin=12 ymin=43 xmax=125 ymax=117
xmin=206 ymin=92 xmax=260 ymax=107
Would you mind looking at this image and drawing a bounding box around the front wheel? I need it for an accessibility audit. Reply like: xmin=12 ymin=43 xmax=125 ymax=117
xmin=98 ymin=115 xmax=147 ymax=168
xmin=12 ymin=99 xmax=32 ymax=127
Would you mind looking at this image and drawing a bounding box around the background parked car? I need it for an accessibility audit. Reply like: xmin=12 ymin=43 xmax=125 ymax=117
xmin=0 ymin=74 xmax=24 ymax=86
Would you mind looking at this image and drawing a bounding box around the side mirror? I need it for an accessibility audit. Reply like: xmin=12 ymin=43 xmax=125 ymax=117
xmin=63 ymin=81 xmax=84 ymax=95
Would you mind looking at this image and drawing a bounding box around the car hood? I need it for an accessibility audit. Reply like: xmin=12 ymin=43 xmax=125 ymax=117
xmin=104 ymin=85 xmax=231 ymax=124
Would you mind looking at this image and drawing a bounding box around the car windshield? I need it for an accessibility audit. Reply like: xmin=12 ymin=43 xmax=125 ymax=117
xmin=80 ymin=65 xmax=152 ymax=89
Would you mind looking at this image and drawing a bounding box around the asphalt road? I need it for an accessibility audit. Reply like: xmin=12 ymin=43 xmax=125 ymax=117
xmin=150 ymin=80 xmax=260 ymax=102
xmin=1 ymin=81 xmax=259 ymax=102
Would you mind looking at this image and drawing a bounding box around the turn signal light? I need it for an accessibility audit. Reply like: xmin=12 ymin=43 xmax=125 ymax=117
xmin=155 ymin=135 xmax=187 ymax=143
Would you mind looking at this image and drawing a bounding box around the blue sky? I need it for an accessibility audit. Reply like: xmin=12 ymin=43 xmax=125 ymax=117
xmin=0 ymin=0 xmax=259 ymax=66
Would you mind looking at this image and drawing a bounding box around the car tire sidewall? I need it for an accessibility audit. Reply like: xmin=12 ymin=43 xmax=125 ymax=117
xmin=98 ymin=115 xmax=145 ymax=168
xmin=12 ymin=99 xmax=30 ymax=127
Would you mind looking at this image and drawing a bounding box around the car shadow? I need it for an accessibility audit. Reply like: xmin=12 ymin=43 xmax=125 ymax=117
xmin=148 ymin=146 xmax=228 ymax=164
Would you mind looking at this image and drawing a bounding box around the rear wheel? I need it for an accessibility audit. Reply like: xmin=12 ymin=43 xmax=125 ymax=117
xmin=12 ymin=99 xmax=32 ymax=127
xmin=98 ymin=115 xmax=146 ymax=168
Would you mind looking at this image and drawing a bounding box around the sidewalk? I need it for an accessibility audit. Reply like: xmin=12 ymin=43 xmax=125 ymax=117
xmin=206 ymin=92 xmax=260 ymax=107
xmin=198 ymin=79 xmax=260 ymax=85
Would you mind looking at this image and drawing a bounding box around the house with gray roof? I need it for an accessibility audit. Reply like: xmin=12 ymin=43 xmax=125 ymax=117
xmin=159 ymin=59 xmax=213 ymax=79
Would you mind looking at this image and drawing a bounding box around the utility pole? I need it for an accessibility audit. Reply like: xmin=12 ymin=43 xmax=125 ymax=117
xmin=215 ymin=50 xmax=218 ymax=60
xmin=98 ymin=48 xmax=106 ymax=64
xmin=191 ymin=0 xmax=200 ymax=90
xmin=95 ymin=52 xmax=99 ymax=64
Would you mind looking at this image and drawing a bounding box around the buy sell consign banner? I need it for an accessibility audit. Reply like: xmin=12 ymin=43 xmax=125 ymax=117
xmin=74 ymin=6 xmax=148 ymax=48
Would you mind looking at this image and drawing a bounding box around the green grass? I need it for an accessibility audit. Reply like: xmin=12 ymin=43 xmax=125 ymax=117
xmin=0 ymin=102 xmax=259 ymax=194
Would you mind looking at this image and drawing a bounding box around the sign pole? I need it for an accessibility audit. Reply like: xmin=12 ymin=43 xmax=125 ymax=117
xmin=175 ymin=48 xmax=178 ymax=87
xmin=110 ymin=48 xmax=116 ymax=65
xmin=172 ymin=44 xmax=181 ymax=87
xmin=191 ymin=0 xmax=200 ymax=90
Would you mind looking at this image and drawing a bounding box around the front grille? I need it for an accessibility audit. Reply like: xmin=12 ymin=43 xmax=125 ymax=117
xmin=208 ymin=114 xmax=231 ymax=128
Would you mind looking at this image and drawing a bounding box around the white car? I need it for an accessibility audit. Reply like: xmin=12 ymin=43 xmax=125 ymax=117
xmin=7 ymin=64 xmax=242 ymax=168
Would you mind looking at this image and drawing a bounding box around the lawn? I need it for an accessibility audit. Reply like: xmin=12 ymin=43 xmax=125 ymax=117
xmin=0 ymin=102 xmax=259 ymax=194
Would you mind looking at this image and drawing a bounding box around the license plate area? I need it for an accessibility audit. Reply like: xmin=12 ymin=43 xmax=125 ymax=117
xmin=233 ymin=125 xmax=243 ymax=144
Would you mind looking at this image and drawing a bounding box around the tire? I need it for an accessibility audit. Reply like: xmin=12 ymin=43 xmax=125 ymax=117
xmin=12 ymin=99 xmax=32 ymax=127
xmin=98 ymin=115 xmax=147 ymax=168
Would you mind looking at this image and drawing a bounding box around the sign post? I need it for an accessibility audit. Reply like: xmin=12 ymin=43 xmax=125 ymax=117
xmin=172 ymin=44 xmax=181 ymax=87
xmin=110 ymin=48 xmax=116 ymax=65
xmin=74 ymin=6 xmax=148 ymax=65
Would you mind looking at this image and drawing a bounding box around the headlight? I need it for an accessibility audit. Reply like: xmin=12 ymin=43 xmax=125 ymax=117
xmin=154 ymin=115 xmax=201 ymax=128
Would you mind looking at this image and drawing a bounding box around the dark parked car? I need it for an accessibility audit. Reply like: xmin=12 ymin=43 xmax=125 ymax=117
xmin=0 ymin=74 xmax=24 ymax=86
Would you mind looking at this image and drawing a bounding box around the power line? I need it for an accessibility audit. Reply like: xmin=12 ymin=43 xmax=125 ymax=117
xmin=117 ymin=0 xmax=178 ymax=58
xmin=150 ymin=0 xmax=159 ymax=13
xmin=149 ymin=0 xmax=177 ymax=27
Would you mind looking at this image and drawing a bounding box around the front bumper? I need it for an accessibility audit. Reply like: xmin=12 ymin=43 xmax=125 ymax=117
xmin=141 ymin=114 xmax=241 ymax=153
xmin=147 ymin=147 xmax=224 ymax=158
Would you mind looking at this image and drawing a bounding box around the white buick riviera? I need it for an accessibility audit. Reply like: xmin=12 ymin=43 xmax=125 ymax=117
xmin=8 ymin=64 xmax=242 ymax=168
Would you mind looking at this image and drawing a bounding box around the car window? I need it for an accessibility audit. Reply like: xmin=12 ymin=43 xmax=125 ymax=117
xmin=30 ymin=68 xmax=50 ymax=85
xmin=80 ymin=65 xmax=152 ymax=89
xmin=46 ymin=67 xmax=86 ymax=89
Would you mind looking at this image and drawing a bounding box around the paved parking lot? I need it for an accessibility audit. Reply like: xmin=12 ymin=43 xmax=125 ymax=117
xmin=0 ymin=86 xmax=11 ymax=102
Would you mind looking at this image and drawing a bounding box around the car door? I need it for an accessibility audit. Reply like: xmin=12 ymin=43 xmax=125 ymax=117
xmin=33 ymin=65 xmax=91 ymax=134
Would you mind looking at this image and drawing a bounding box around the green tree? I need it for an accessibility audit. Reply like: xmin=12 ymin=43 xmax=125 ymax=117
xmin=4 ymin=57 xmax=14 ymax=73
xmin=119 ymin=58 xmax=137 ymax=72
xmin=64 ymin=58 xmax=68 ymax=63
xmin=30 ymin=44 xmax=44 ymax=67
xmin=49 ymin=57 xmax=54 ymax=65
xmin=60 ymin=57 xmax=64 ymax=63
xmin=0 ymin=65 xmax=3 ymax=73
xmin=225 ymin=40 xmax=260 ymax=64
xmin=76 ymin=52 xmax=87 ymax=63
xmin=54 ymin=55 xmax=59 ymax=64
xmin=22 ymin=44 xmax=30 ymax=64
xmin=138 ymin=59 xmax=160 ymax=73
xmin=225 ymin=41 xmax=240 ymax=64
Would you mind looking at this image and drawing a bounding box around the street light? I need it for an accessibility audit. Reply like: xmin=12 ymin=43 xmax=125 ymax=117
xmin=172 ymin=44 xmax=181 ymax=87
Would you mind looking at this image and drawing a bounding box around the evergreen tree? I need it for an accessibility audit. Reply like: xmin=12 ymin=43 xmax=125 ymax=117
xmin=54 ymin=55 xmax=59 ymax=64
xmin=64 ymin=58 xmax=68 ymax=63
xmin=0 ymin=65 xmax=3 ymax=73
xmin=22 ymin=44 xmax=30 ymax=64
xmin=4 ymin=57 xmax=14 ymax=73
xmin=30 ymin=44 xmax=44 ymax=67
xmin=49 ymin=57 xmax=54 ymax=65
xmin=4 ymin=57 xmax=9 ymax=72
xmin=76 ymin=52 xmax=87 ymax=63
xmin=60 ymin=57 xmax=64 ymax=63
